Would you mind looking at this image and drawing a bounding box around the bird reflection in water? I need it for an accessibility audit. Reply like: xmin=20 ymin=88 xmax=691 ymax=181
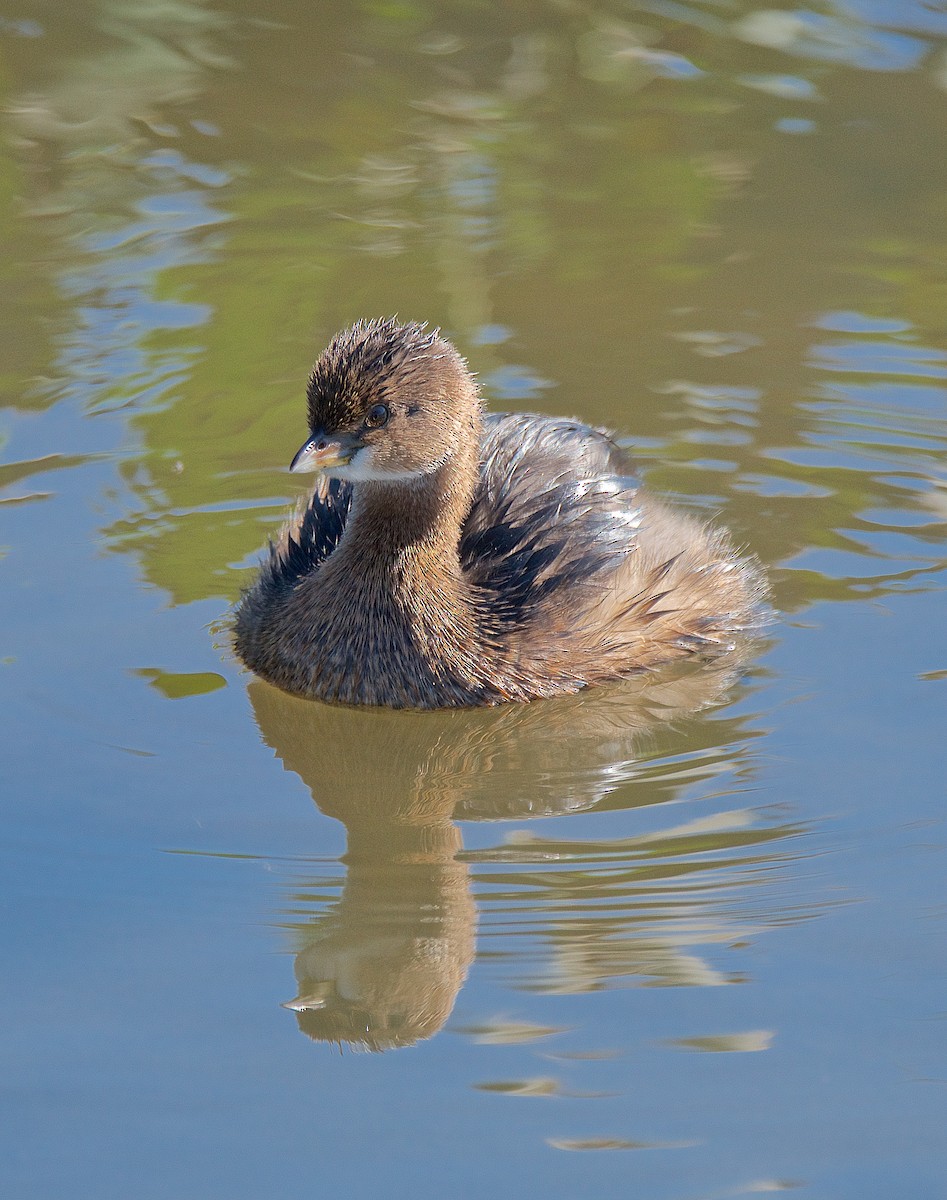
xmin=247 ymin=655 xmax=772 ymax=1052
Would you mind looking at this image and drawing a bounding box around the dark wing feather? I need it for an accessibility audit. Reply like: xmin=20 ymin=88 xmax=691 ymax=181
xmin=233 ymin=475 xmax=351 ymax=661
xmin=258 ymin=474 xmax=352 ymax=594
xmin=461 ymin=413 xmax=643 ymax=623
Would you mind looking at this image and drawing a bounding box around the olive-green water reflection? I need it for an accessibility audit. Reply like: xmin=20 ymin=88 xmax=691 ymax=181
xmin=246 ymin=661 xmax=800 ymax=1051
xmin=5 ymin=1 xmax=946 ymax=616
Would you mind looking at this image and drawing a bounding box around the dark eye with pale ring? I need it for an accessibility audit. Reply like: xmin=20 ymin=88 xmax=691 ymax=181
xmin=365 ymin=403 xmax=389 ymax=429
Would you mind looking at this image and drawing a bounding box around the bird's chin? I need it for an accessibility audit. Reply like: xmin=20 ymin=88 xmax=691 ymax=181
xmin=329 ymin=450 xmax=436 ymax=484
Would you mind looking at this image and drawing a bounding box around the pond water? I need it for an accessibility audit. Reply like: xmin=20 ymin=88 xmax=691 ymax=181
xmin=2 ymin=2 xmax=946 ymax=1196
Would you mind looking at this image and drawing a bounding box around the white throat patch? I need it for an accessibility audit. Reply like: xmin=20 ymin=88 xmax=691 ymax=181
xmin=327 ymin=445 xmax=440 ymax=484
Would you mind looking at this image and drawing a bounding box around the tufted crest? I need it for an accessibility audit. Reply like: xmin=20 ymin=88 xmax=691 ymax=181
xmin=306 ymin=318 xmax=445 ymax=432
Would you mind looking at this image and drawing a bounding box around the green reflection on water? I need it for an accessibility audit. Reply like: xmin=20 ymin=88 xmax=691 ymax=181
xmin=2 ymin=1 xmax=944 ymax=616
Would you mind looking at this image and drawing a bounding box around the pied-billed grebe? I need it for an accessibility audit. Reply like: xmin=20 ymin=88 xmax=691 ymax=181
xmin=234 ymin=319 xmax=766 ymax=708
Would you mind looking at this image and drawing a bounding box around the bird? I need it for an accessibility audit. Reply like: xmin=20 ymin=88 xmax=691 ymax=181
xmin=233 ymin=318 xmax=767 ymax=708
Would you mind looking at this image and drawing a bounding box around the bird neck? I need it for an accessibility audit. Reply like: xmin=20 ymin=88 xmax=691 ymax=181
xmin=340 ymin=442 xmax=478 ymax=583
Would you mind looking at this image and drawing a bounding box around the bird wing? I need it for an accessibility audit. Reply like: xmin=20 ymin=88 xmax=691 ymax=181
xmin=460 ymin=413 xmax=643 ymax=622
xmin=258 ymin=473 xmax=352 ymax=593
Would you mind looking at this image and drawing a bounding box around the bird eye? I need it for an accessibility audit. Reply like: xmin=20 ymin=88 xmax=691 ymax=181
xmin=365 ymin=403 xmax=389 ymax=429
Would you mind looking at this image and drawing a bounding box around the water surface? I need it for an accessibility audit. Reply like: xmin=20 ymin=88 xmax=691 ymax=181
xmin=2 ymin=2 xmax=946 ymax=1197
